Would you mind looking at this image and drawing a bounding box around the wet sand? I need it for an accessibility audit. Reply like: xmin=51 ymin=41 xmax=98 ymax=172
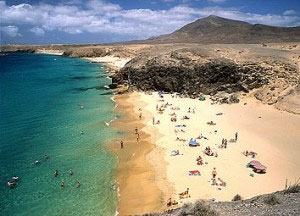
xmin=110 ymin=93 xmax=173 ymax=215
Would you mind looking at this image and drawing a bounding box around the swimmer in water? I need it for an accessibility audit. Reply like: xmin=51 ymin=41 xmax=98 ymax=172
xmin=61 ymin=180 xmax=65 ymax=188
xmin=76 ymin=180 xmax=81 ymax=188
xmin=12 ymin=176 xmax=19 ymax=181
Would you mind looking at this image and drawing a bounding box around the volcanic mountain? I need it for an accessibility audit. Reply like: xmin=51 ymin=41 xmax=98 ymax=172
xmin=147 ymin=15 xmax=300 ymax=44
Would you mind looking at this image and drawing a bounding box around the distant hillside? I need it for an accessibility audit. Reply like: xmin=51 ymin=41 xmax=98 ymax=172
xmin=147 ymin=15 xmax=300 ymax=44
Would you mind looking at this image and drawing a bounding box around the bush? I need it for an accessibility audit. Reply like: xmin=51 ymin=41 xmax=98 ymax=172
xmin=232 ymin=194 xmax=242 ymax=201
xmin=177 ymin=201 xmax=218 ymax=216
xmin=284 ymin=183 xmax=300 ymax=194
xmin=263 ymin=194 xmax=281 ymax=205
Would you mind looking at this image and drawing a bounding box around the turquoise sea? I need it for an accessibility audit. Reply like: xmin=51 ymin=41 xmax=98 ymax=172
xmin=0 ymin=53 xmax=119 ymax=215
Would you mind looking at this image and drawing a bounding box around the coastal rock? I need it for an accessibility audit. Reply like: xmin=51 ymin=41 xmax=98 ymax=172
xmin=108 ymin=83 xmax=118 ymax=89
xmin=142 ymin=187 xmax=300 ymax=216
xmin=118 ymin=52 xmax=267 ymax=98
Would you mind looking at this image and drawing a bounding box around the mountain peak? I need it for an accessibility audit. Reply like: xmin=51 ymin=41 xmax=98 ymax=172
xmin=148 ymin=16 xmax=300 ymax=44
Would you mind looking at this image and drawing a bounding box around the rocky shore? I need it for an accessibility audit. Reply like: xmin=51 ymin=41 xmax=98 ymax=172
xmin=141 ymin=185 xmax=300 ymax=216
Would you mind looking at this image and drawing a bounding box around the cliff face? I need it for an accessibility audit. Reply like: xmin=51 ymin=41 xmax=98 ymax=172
xmin=119 ymin=54 xmax=266 ymax=96
xmin=116 ymin=49 xmax=299 ymax=104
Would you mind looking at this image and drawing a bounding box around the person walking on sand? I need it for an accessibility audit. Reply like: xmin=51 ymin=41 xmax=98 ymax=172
xmin=135 ymin=127 xmax=138 ymax=134
xmin=137 ymin=133 xmax=140 ymax=142
xmin=235 ymin=132 xmax=238 ymax=141
xmin=152 ymin=117 xmax=155 ymax=125
xmin=120 ymin=140 xmax=124 ymax=149
xmin=139 ymin=113 xmax=142 ymax=120
xmin=212 ymin=168 xmax=217 ymax=179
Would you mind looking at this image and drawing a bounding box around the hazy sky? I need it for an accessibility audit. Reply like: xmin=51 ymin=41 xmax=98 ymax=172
xmin=1 ymin=0 xmax=299 ymax=44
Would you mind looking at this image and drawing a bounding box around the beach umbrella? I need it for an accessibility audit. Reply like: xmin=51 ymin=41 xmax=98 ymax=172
xmin=249 ymin=160 xmax=261 ymax=166
xmin=253 ymin=163 xmax=267 ymax=170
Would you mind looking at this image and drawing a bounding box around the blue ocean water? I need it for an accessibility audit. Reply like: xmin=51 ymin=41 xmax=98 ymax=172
xmin=0 ymin=53 xmax=119 ymax=216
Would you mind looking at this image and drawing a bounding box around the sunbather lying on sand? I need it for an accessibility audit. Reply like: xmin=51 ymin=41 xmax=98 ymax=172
xmin=216 ymin=178 xmax=227 ymax=187
xmin=207 ymin=121 xmax=216 ymax=125
xmin=242 ymin=150 xmax=257 ymax=158
xmin=197 ymin=134 xmax=208 ymax=140
xmin=176 ymin=137 xmax=186 ymax=142
xmin=196 ymin=156 xmax=203 ymax=165
xmin=170 ymin=150 xmax=180 ymax=156
xmin=179 ymin=188 xmax=190 ymax=199
xmin=167 ymin=198 xmax=178 ymax=207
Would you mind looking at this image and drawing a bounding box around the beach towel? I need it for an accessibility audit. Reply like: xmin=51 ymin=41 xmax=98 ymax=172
xmin=189 ymin=170 xmax=201 ymax=176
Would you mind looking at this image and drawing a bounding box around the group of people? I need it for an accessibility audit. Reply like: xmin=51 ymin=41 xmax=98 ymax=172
xmin=204 ymin=146 xmax=217 ymax=157
xmin=211 ymin=168 xmax=226 ymax=187
xmin=220 ymin=138 xmax=228 ymax=148
xmin=7 ymin=176 xmax=19 ymax=188
xmin=54 ymin=169 xmax=81 ymax=188
xmin=152 ymin=93 xmax=236 ymax=207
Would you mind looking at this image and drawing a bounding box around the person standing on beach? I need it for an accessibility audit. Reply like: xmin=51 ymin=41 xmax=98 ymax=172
xmin=135 ymin=127 xmax=138 ymax=134
xmin=235 ymin=132 xmax=238 ymax=141
xmin=212 ymin=168 xmax=217 ymax=179
xmin=139 ymin=113 xmax=142 ymax=120
xmin=120 ymin=140 xmax=124 ymax=149
xmin=137 ymin=133 xmax=140 ymax=142
xmin=152 ymin=117 xmax=155 ymax=125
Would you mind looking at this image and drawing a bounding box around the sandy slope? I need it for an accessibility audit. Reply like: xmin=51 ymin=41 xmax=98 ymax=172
xmin=83 ymin=56 xmax=131 ymax=71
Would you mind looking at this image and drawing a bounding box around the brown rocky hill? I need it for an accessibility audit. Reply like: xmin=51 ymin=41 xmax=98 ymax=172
xmin=147 ymin=15 xmax=300 ymax=44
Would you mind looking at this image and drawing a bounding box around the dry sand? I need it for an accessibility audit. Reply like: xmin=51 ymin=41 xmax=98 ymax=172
xmin=133 ymin=91 xmax=300 ymax=207
xmin=35 ymin=49 xmax=64 ymax=55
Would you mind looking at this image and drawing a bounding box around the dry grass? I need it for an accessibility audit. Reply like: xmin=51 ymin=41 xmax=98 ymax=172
xmin=284 ymin=183 xmax=300 ymax=194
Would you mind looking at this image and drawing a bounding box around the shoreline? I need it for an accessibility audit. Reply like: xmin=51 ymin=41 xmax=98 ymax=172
xmin=31 ymin=49 xmax=300 ymax=214
xmin=110 ymin=92 xmax=173 ymax=215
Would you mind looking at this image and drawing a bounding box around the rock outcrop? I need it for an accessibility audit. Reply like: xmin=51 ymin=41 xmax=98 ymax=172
xmin=141 ymin=185 xmax=300 ymax=216
xmin=117 ymin=51 xmax=266 ymax=97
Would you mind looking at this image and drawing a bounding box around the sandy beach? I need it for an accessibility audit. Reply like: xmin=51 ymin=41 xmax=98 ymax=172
xmin=110 ymin=93 xmax=173 ymax=215
xmin=35 ymin=49 xmax=64 ymax=55
xmin=114 ymin=91 xmax=300 ymax=212
xmin=83 ymin=56 xmax=131 ymax=71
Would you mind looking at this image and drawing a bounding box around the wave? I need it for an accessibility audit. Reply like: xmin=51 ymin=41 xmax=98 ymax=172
xmin=104 ymin=116 xmax=116 ymax=126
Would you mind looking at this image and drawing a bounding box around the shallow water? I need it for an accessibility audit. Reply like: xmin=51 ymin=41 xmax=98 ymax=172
xmin=0 ymin=53 xmax=119 ymax=216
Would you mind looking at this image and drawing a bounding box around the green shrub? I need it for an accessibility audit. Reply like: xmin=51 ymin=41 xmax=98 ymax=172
xmin=178 ymin=201 xmax=218 ymax=216
xmin=232 ymin=194 xmax=242 ymax=201
xmin=263 ymin=194 xmax=280 ymax=205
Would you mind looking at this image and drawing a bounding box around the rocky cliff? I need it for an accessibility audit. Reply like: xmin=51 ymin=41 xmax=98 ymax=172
xmin=115 ymin=48 xmax=299 ymax=107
